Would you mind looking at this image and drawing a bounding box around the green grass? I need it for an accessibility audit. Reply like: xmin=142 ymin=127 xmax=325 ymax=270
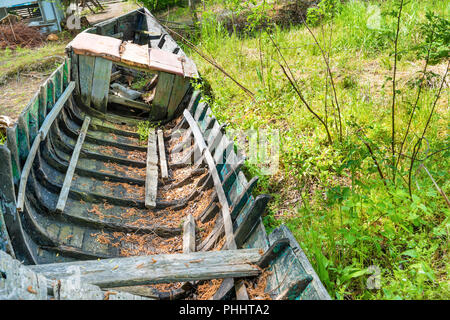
xmin=180 ymin=0 xmax=449 ymax=299
xmin=0 ymin=41 xmax=67 ymax=83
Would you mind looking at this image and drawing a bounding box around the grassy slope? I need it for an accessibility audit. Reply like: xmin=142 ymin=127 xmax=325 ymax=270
xmin=183 ymin=0 xmax=449 ymax=299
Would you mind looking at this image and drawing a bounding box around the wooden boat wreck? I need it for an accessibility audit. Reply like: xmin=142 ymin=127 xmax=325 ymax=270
xmin=0 ymin=8 xmax=330 ymax=300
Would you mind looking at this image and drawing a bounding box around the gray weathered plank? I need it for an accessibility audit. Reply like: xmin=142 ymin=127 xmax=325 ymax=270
xmin=157 ymin=129 xmax=168 ymax=179
xmin=145 ymin=128 xmax=158 ymax=208
xmin=78 ymin=55 xmax=96 ymax=108
xmin=55 ymin=116 xmax=91 ymax=213
xmin=29 ymin=249 xmax=262 ymax=288
xmin=152 ymin=71 xmax=174 ymax=120
xmin=91 ymin=57 xmax=113 ymax=112
xmin=183 ymin=109 xmax=249 ymax=300
xmin=183 ymin=214 xmax=196 ymax=253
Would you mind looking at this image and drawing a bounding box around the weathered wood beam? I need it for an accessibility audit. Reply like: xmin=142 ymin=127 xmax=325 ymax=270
xmin=183 ymin=214 xmax=196 ymax=254
xmin=108 ymin=94 xmax=152 ymax=112
xmin=29 ymin=249 xmax=262 ymax=288
xmin=157 ymin=129 xmax=168 ymax=179
xmin=145 ymin=128 xmax=158 ymax=208
xmin=55 ymin=117 xmax=91 ymax=213
xmin=181 ymin=213 xmax=197 ymax=291
xmin=91 ymin=57 xmax=112 ymax=112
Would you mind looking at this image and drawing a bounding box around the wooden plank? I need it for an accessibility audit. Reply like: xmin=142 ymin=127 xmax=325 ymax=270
xmin=275 ymin=275 xmax=313 ymax=300
xmin=183 ymin=109 xmax=249 ymax=300
xmin=91 ymin=57 xmax=112 ymax=113
xmin=54 ymin=278 xmax=150 ymax=300
xmin=257 ymin=238 xmax=290 ymax=268
xmin=145 ymin=128 xmax=158 ymax=208
xmin=157 ymin=129 xmax=168 ymax=179
xmin=39 ymin=82 xmax=75 ymax=139
xmin=16 ymin=132 xmax=42 ymax=213
xmin=47 ymin=78 xmax=55 ymax=111
xmin=167 ymin=75 xmax=191 ymax=120
xmin=16 ymin=82 xmax=75 ymax=212
xmin=234 ymin=195 xmax=271 ymax=248
xmin=55 ymin=117 xmax=91 ymax=213
xmin=29 ymin=249 xmax=262 ymax=288
xmin=0 ymin=244 xmax=47 ymax=300
xmin=183 ymin=214 xmax=196 ymax=253
xmin=108 ymin=94 xmax=152 ymax=112
xmin=6 ymin=126 xmax=21 ymax=182
xmin=152 ymin=71 xmax=174 ymax=120
xmin=78 ymin=55 xmax=96 ymax=108
xmin=231 ymin=177 xmax=258 ymax=220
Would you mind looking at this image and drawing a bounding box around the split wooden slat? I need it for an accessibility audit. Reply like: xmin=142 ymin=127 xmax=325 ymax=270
xmin=29 ymin=249 xmax=262 ymax=289
xmin=157 ymin=129 xmax=168 ymax=179
xmin=145 ymin=128 xmax=158 ymax=208
xmin=55 ymin=116 xmax=91 ymax=213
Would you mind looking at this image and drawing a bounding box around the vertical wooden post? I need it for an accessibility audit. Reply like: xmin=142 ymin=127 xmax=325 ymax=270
xmin=152 ymin=71 xmax=175 ymax=120
xmin=91 ymin=57 xmax=112 ymax=113
xmin=167 ymin=75 xmax=190 ymax=120
xmin=78 ymin=55 xmax=96 ymax=108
